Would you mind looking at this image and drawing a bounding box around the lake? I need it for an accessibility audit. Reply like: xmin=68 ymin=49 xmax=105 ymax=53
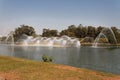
xmin=0 ymin=44 xmax=120 ymax=74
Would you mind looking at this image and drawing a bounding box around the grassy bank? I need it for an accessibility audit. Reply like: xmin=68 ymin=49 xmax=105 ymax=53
xmin=0 ymin=56 xmax=119 ymax=80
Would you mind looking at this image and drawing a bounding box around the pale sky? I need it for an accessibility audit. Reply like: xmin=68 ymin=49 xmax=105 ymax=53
xmin=0 ymin=0 xmax=120 ymax=36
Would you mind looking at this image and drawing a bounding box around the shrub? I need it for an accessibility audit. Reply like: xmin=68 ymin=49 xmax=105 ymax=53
xmin=42 ymin=54 xmax=53 ymax=62
xmin=48 ymin=56 xmax=53 ymax=62
xmin=42 ymin=54 xmax=48 ymax=62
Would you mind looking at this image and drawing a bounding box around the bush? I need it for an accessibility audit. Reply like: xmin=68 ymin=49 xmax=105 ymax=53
xmin=42 ymin=54 xmax=48 ymax=62
xmin=48 ymin=56 xmax=53 ymax=62
xmin=42 ymin=54 xmax=53 ymax=62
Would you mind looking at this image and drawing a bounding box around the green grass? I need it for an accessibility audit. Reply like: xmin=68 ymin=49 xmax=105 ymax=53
xmin=0 ymin=55 xmax=119 ymax=80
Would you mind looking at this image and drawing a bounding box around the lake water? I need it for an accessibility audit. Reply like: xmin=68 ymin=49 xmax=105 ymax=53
xmin=0 ymin=44 xmax=120 ymax=74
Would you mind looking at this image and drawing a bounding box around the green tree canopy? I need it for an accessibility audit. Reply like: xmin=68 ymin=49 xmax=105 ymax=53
xmin=14 ymin=25 xmax=36 ymax=41
xmin=42 ymin=28 xmax=58 ymax=37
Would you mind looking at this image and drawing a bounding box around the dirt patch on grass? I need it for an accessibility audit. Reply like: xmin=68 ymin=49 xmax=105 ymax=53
xmin=55 ymin=65 xmax=120 ymax=80
xmin=103 ymin=77 xmax=120 ymax=80
xmin=0 ymin=71 xmax=19 ymax=80
xmin=55 ymin=65 xmax=80 ymax=72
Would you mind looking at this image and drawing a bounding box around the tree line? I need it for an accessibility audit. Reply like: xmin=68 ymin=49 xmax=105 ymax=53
xmin=2 ymin=24 xmax=120 ymax=43
xmin=42 ymin=24 xmax=120 ymax=43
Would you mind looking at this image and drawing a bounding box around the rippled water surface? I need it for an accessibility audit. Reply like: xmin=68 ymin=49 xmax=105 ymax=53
xmin=0 ymin=44 xmax=120 ymax=74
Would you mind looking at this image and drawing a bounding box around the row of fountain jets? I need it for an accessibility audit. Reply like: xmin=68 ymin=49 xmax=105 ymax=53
xmin=16 ymin=35 xmax=81 ymax=47
xmin=3 ymin=32 xmax=81 ymax=47
xmin=1 ymin=28 xmax=118 ymax=47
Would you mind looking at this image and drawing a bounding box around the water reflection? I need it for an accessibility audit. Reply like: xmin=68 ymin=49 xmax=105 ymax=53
xmin=0 ymin=45 xmax=120 ymax=74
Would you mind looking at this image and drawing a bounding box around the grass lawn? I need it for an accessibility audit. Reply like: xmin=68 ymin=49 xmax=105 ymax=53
xmin=0 ymin=56 xmax=119 ymax=80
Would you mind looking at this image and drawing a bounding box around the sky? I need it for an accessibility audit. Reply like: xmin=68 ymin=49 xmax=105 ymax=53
xmin=0 ymin=0 xmax=120 ymax=36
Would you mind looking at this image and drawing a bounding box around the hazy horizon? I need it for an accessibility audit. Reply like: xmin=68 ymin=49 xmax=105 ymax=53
xmin=0 ymin=0 xmax=120 ymax=36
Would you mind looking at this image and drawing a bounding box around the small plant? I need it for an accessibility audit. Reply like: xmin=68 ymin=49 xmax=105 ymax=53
xmin=42 ymin=54 xmax=48 ymax=62
xmin=42 ymin=54 xmax=53 ymax=62
xmin=48 ymin=56 xmax=53 ymax=62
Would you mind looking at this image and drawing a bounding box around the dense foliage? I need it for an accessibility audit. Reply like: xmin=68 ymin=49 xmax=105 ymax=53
xmin=42 ymin=54 xmax=53 ymax=62
xmin=41 ymin=24 xmax=120 ymax=43
xmin=2 ymin=24 xmax=120 ymax=44
xmin=42 ymin=29 xmax=58 ymax=37
xmin=13 ymin=25 xmax=36 ymax=41
xmin=60 ymin=24 xmax=102 ymax=38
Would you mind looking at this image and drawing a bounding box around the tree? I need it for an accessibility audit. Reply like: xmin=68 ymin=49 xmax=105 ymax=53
xmin=60 ymin=25 xmax=76 ymax=37
xmin=14 ymin=25 xmax=36 ymax=41
xmin=42 ymin=29 xmax=58 ymax=37
xmin=60 ymin=29 xmax=68 ymax=36
xmin=87 ymin=26 xmax=96 ymax=38
xmin=111 ymin=27 xmax=120 ymax=43
xmin=75 ymin=27 xmax=82 ymax=38
xmin=68 ymin=25 xmax=76 ymax=37
xmin=96 ymin=26 xmax=104 ymax=37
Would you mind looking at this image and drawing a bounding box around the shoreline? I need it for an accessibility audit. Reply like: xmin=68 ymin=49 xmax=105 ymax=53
xmin=1 ymin=42 xmax=120 ymax=47
xmin=1 ymin=43 xmax=119 ymax=47
xmin=81 ymin=43 xmax=119 ymax=46
xmin=0 ymin=55 xmax=120 ymax=80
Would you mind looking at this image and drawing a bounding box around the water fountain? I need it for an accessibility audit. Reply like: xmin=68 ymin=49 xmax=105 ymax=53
xmin=92 ymin=28 xmax=117 ymax=47
xmin=5 ymin=31 xmax=15 ymax=45
xmin=92 ymin=33 xmax=109 ymax=47
xmin=15 ymin=35 xmax=81 ymax=47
